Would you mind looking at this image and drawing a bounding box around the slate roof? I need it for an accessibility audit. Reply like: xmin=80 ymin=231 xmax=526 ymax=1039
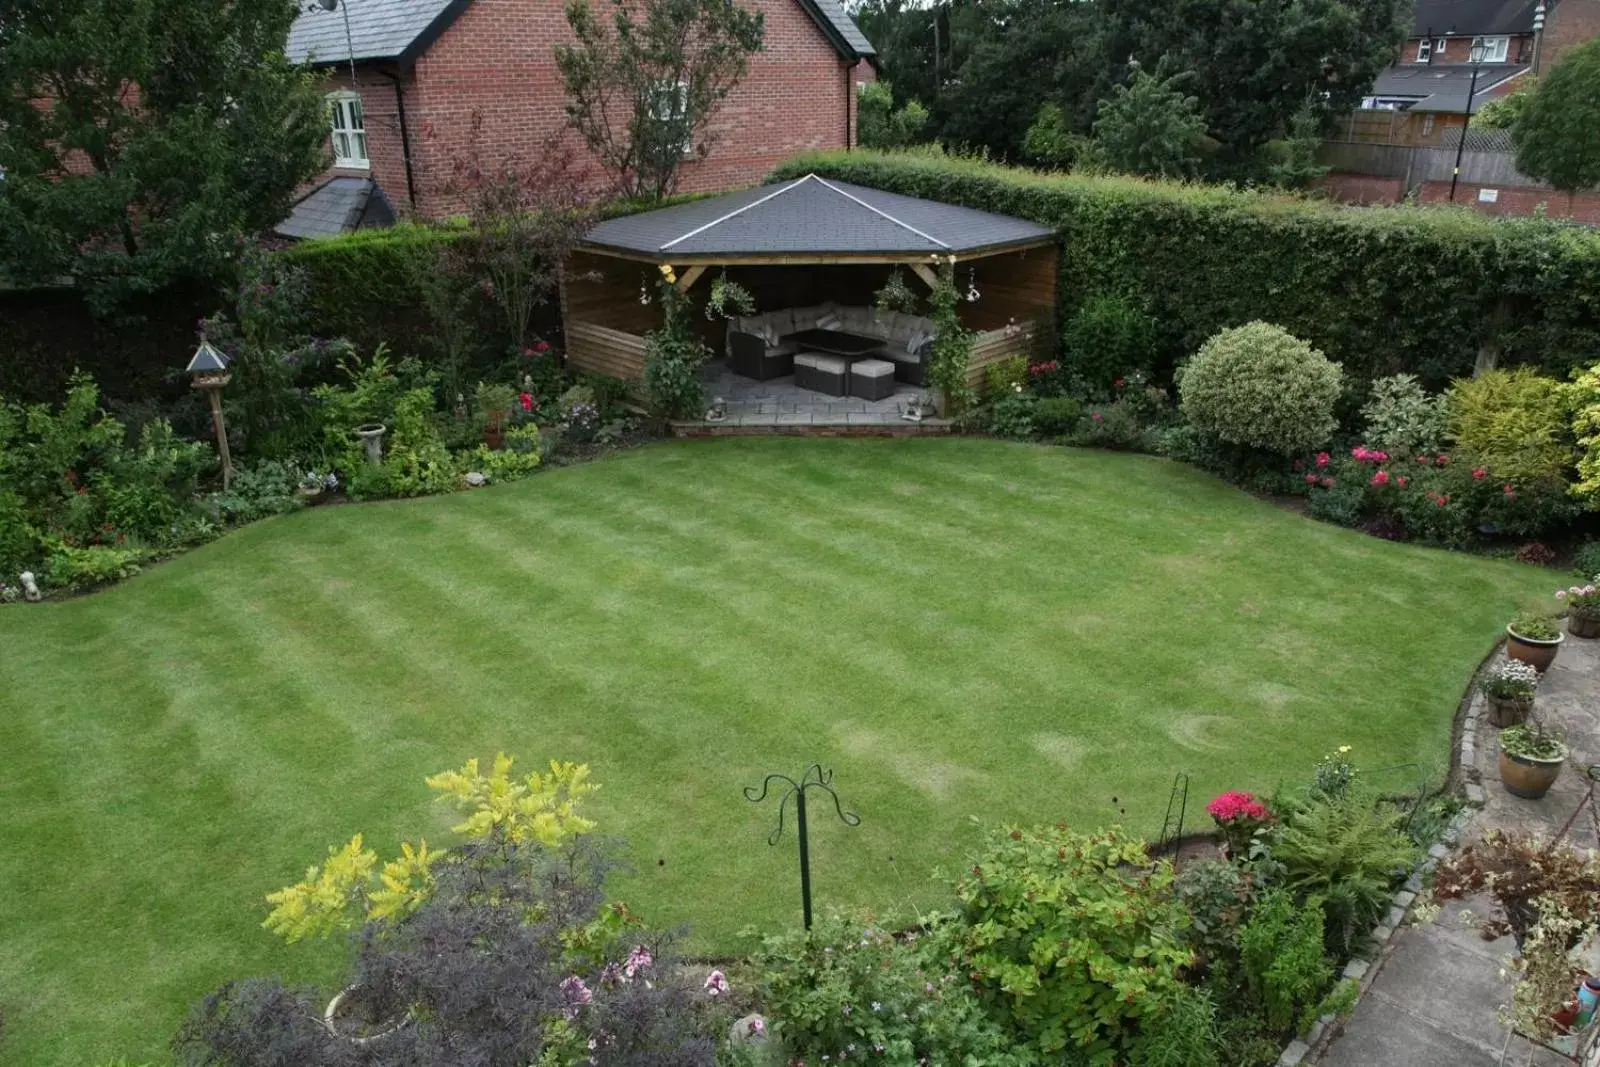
xmin=286 ymin=0 xmax=873 ymax=66
xmin=275 ymin=177 xmax=396 ymax=240
xmin=580 ymin=175 xmax=1054 ymax=259
xmin=1411 ymin=0 xmax=1540 ymax=37
xmin=1369 ymin=63 xmax=1531 ymax=112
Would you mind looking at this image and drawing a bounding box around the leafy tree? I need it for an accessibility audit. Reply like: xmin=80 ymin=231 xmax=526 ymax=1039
xmin=1092 ymin=63 xmax=1210 ymax=179
xmin=857 ymin=81 xmax=929 ymax=149
xmin=1472 ymin=77 xmax=1538 ymax=129
xmin=0 ymin=0 xmax=327 ymax=311
xmin=555 ymin=0 xmax=765 ymax=201
xmin=1513 ymin=38 xmax=1600 ymax=192
xmin=1260 ymin=105 xmax=1331 ymax=188
xmin=1094 ymin=0 xmax=1407 ymax=170
xmin=1023 ymin=102 xmax=1091 ymax=170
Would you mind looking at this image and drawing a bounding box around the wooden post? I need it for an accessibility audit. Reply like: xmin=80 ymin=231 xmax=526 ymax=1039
xmin=193 ymin=375 xmax=234 ymax=491
xmin=673 ymin=265 xmax=706 ymax=293
xmin=911 ymin=263 xmax=940 ymax=290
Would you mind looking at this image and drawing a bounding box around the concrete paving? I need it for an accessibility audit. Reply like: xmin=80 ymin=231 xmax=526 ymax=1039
xmin=1317 ymin=631 xmax=1600 ymax=1067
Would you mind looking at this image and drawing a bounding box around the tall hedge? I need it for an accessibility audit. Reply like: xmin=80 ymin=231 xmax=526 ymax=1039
xmin=770 ymin=151 xmax=1600 ymax=394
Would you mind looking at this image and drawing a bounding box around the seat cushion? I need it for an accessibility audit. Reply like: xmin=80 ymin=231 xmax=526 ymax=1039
xmin=810 ymin=355 xmax=848 ymax=375
xmin=815 ymin=311 xmax=842 ymax=331
xmin=794 ymin=352 xmax=821 ymax=370
xmin=878 ymin=347 xmax=918 ymax=365
xmin=852 ymin=358 xmax=895 ymax=379
xmin=838 ymin=306 xmax=871 ymax=335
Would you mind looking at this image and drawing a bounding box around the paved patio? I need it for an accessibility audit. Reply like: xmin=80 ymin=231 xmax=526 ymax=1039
xmin=685 ymin=360 xmax=951 ymax=429
xmin=1316 ymin=634 xmax=1600 ymax=1067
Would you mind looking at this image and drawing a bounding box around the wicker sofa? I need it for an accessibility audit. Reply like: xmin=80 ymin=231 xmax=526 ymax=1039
xmin=727 ymin=304 xmax=937 ymax=386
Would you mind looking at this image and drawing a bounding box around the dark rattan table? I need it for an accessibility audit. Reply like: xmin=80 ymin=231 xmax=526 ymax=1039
xmin=784 ymin=329 xmax=885 ymax=358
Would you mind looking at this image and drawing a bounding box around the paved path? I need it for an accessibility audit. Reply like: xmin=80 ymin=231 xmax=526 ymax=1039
xmin=1317 ymin=634 xmax=1600 ymax=1067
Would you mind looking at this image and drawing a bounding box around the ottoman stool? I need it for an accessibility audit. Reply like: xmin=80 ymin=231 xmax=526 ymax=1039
xmin=849 ymin=358 xmax=896 ymax=401
xmin=794 ymin=353 xmax=849 ymax=397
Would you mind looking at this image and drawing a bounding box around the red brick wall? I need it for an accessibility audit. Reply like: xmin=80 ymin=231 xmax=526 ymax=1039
xmin=1318 ymin=172 xmax=1405 ymax=204
xmin=1396 ymin=34 xmax=1534 ymax=64
xmin=300 ymin=69 xmax=420 ymax=212
xmin=1417 ymin=180 xmax=1600 ymax=223
xmin=304 ymin=0 xmax=863 ymax=218
xmin=1539 ymin=0 xmax=1600 ymax=72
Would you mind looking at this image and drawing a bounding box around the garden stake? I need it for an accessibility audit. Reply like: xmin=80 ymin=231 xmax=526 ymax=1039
xmin=744 ymin=764 xmax=859 ymax=930
xmin=1545 ymin=764 xmax=1600 ymax=852
xmin=1157 ymin=772 xmax=1190 ymax=866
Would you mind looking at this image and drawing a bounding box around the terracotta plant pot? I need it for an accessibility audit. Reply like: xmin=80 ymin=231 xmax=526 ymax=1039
xmin=1486 ymin=694 xmax=1533 ymax=728
xmin=1568 ymin=613 xmax=1600 ymax=639
xmin=1507 ymin=626 xmax=1563 ymax=672
xmin=1499 ymin=746 xmax=1568 ymax=799
xmin=483 ymin=423 xmax=505 ymax=450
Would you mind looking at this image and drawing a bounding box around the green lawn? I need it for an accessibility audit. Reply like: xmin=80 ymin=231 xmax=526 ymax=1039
xmin=0 ymin=437 xmax=1547 ymax=1065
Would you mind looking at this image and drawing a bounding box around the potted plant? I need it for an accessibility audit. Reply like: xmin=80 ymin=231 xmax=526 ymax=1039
xmin=1557 ymin=583 xmax=1600 ymax=640
xmin=1479 ymin=659 xmax=1540 ymax=727
xmin=1205 ymin=790 xmax=1272 ymax=858
xmin=298 ymin=470 xmax=337 ymax=505
xmin=1500 ymin=720 xmax=1569 ymax=799
xmin=1508 ymin=610 xmax=1564 ymax=672
xmin=476 ymin=382 xmax=516 ymax=450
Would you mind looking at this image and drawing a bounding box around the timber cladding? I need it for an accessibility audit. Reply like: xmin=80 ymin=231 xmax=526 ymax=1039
xmin=566 ymin=322 xmax=648 ymax=380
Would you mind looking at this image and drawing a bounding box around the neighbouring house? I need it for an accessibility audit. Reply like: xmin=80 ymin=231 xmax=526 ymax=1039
xmin=1321 ymin=0 xmax=1600 ymax=220
xmin=274 ymin=0 xmax=877 ymax=239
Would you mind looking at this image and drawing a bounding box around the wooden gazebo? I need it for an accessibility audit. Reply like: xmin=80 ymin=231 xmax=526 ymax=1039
xmin=563 ymin=174 xmax=1059 ymax=394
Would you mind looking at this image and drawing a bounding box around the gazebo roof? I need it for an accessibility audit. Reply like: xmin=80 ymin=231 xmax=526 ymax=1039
xmin=580 ymin=175 xmax=1055 ymax=262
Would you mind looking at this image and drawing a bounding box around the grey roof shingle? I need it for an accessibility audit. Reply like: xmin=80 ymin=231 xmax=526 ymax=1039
xmin=581 ymin=175 xmax=1053 ymax=258
xmin=275 ymin=177 xmax=396 ymax=239
xmin=287 ymin=0 xmax=872 ymax=66
xmin=1369 ymin=63 xmax=1530 ymax=112
xmin=1411 ymin=0 xmax=1540 ymax=37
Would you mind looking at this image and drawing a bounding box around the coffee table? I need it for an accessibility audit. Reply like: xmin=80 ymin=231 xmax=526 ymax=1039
xmin=784 ymin=329 xmax=884 ymax=359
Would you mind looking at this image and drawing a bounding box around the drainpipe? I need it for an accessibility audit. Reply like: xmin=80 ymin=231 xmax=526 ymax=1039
xmin=378 ymin=68 xmax=419 ymax=212
xmin=843 ymin=61 xmax=853 ymax=149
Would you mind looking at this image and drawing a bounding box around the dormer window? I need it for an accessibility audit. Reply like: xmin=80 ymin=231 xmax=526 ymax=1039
xmin=328 ymin=92 xmax=368 ymax=169
xmin=1472 ymin=36 xmax=1510 ymax=63
xmin=1417 ymin=39 xmax=1432 ymax=62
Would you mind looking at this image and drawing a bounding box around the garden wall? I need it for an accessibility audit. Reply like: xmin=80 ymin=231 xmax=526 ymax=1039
xmin=771 ymin=151 xmax=1600 ymax=394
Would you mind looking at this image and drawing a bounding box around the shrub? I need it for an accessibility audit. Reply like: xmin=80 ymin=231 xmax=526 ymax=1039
xmin=1177 ymin=322 xmax=1342 ymax=455
xmin=1306 ymin=465 xmax=1367 ymax=528
xmin=984 ymin=355 xmax=1029 ymax=398
xmin=1063 ymin=294 xmax=1162 ymax=395
xmin=756 ymin=915 xmax=1031 ymax=1067
xmin=1572 ymin=540 xmax=1600 ymax=579
xmin=953 ymin=824 xmax=1191 ymax=1064
xmin=1446 ymin=368 xmax=1575 ymax=487
xmin=1032 ymin=396 xmax=1082 ymax=437
xmin=1360 ymin=374 xmax=1447 ymax=458
xmin=204 ymin=461 xmax=306 ymax=524
xmin=1071 ymin=400 xmax=1151 ymax=451
xmin=1173 ymin=859 xmax=1253 ymax=975
xmin=771 ymin=151 xmax=1600 ymax=393
xmin=1237 ymin=888 xmax=1333 ymax=1034
xmin=1130 ymin=985 xmax=1219 ymax=1067
xmin=43 ymin=541 xmax=146 ymax=590
xmin=987 ymin=392 xmax=1037 ymax=440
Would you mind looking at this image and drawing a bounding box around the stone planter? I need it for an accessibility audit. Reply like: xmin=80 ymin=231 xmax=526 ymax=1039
xmin=355 ymin=423 xmax=387 ymax=467
xmin=1499 ymin=745 xmax=1568 ymax=799
xmin=1507 ymin=625 xmax=1563 ymax=672
xmin=324 ymin=984 xmax=411 ymax=1045
xmin=1568 ymin=612 xmax=1600 ymax=639
xmin=1485 ymin=693 xmax=1533 ymax=728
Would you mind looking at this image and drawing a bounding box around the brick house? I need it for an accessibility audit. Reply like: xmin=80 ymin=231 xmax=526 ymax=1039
xmin=1341 ymin=0 xmax=1598 ymax=148
xmin=276 ymin=0 xmax=876 ymax=238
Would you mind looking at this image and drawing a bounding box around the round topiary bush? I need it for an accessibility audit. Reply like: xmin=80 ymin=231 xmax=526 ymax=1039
xmin=1177 ymin=322 xmax=1342 ymax=454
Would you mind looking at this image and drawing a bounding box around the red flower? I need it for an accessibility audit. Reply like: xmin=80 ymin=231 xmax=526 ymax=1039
xmin=1207 ymin=790 xmax=1270 ymax=823
xmin=522 ymin=347 xmax=535 ymax=358
xmin=1305 ymin=472 xmax=1319 ymax=485
xmin=534 ymin=340 xmax=552 ymax=353
xmin=1417 ymin=455 xmax=1432 ymax=465
xmin=1397 ymin=475 xmax=1408 ymax=488
xmin=1437 ymin=454 xmax=1450 ymax=465
xmin=1437 ymin=493 xmax=1450 ymax=506
xmin=519 ymin=392 xmax=535 ymax=413
xmin=1504 ymin=484 xmax=1517 ymax=497
xmin=1320 ymin=476 xmax=1335 ymax=488
xmin=1315 ymin=452 xmax=1330 ymax=469
xmin=1371 ymin=470 xmax=1391 ymax=487
xmin=1114 ymin=377 xmax=1127 ymax=389
xmin=1473 ymin=467 xmax=1487 ymax=481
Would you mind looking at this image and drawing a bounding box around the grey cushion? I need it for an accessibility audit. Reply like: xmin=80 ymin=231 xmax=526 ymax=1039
xmin=760 ymin=321 xmax=780 ymax=346
xmin=810 ymin=355 xmax=848 ymax=375
xmin=816 ymin=312 xmax=842 ymax=331
xmin=794 ymin=352 xmax=821 ymax=370
xmin=852 ymin=359 xmax=895 ymax=379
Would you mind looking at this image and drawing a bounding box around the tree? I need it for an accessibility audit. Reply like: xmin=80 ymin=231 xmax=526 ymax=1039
xmin=0 ymin=0 xmax=327 ymax=311
xmin=1091 ymin=63 xmax=1210 ymax=179
xmin=1095 ymin=0 xmax=1407 ymax=171
xmin=1472 ymin=78 xmax=1538 ymax=129
xmin=1513 ymin=39 xmax=1600 ymax=192
xmin=1023 ymin=103 xmax=1091 ymax=170
xmin=857 ymin=81 xmax=929 ymax=149
xmin=555 ymin=0 xmax=765 ymax=202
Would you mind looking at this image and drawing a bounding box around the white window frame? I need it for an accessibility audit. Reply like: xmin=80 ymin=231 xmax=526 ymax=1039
xmin=1421 ymin=113 xmax=1435 ymax=136
xmin=650 ymin=79 xmax=694 ymax=159
xmin=1416 ymin=38 xmax=1432 ymax=62
xmin=328 ymin=92 xmax=369 ymax=169
xmin=1434 ymin=38 xmax=1447 ymax=57
xmin=1472 ymin=35 xmax=1510 ymax=63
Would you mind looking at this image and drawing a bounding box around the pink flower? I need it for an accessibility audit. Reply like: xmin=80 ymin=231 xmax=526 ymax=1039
xmin=1417 ymin=455 xmax=1432 ymax=465
xmin=1504 ymin=484 xmax=1517 ymax=497
xmin=1207 ymin=790 xmax=1270 ymax=823
xmin=1473 ymin=467 xmax=1487 ymax=481
xmin=1114 ymin=377 xmax=1127 ymax=389
xmin=534 ymin=340 xmax=552 ymax=353
xmin=1556 ymin=590 xmax=1568 ymax=599
xmin=624 ymin=945 xmax=653 ymax=979
xmin=519 ymin=392 xmax=535 ymax=412
xmin=1091 ymin=411 xmax=1104 ymax=422
xmin=1371 ymin=470 xmax=1390 ymax=487
xmin=1397 ymin=475 xmax=1408 ymax=488
xmin=1316 ymin=452 xmax=1330 ymax=468
xmin=1305 ymin=473 xmax=1319 ymax=485
xmin=704 ymin=970 xmax=729 ymax=997
xmin=1437 ymin=454 xmax=1450 ymax=465
xmin=561 ymin=975 xmax=592 ymax=1019
xmin=1320 ymin=476 xmax=1335 ymax=488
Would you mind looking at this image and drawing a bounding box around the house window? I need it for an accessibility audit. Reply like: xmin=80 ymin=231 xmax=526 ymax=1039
xmin=649 ymin=80 xmax=693 ymax=158
xmin=1434 ymin=38 xmax=1447 ymax=56
xmin=1472 ymin=35 xmax=1510 ymax=63
xmin=328 ymin=92 xmax=368 ymax=169
xmin=1421 ymin=114 xmax=1435 ymax=136
xmin=1416 ymin=39 xmax=1432 ymax=61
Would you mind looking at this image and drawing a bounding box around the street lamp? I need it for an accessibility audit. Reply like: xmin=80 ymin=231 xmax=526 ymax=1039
xmin=1450 ymin=38 xmax=1490 ymax=202
xmin=186 ymin=339 xmax=235 ymax=491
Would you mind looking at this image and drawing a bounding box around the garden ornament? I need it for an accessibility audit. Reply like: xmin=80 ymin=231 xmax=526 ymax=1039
xmin=464 ymin=472 xmax=487 ymax=487
xmin=706 ymin=397 xmax=728 ymax=422
xmin=744 ymin=764 xmax=859 ymax=930
xmin=19 ymin=572 xmax=40 ymax=602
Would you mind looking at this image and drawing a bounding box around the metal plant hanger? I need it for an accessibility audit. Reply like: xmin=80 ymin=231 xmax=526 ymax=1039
xmin=745 ymin=764 xmax=860 ymax=930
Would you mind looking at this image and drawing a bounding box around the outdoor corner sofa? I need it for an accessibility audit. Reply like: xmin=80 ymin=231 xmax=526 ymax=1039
xmin=726 ymin=304 xmax=936 ymax=387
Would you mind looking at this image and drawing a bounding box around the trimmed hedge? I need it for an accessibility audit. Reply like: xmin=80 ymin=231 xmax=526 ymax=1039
xmin=770 ymin=151 xmax=1600 ymax=394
